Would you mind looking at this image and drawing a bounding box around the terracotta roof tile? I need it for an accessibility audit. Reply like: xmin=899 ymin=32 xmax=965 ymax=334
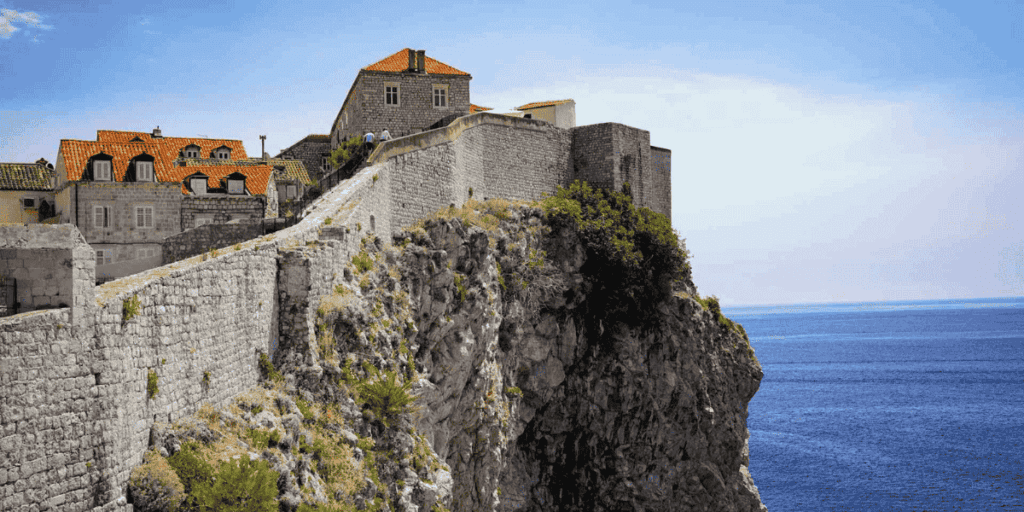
xmin=60 ymin=130 xmax=249 ymax=183
xmin=175 ymin=164 xmax=273 ymax=196
xmin=516 ymin=99 xmax=574 ymax=110
xmin=0 ymin=162 xmax=54 ymax=191
xmin=180 ymin=157 xmax=314 ymax=186
xmin=364 ymin=48 xmax=470 ymax=76
xmin=470 ymin=104 xmax=493 ymax=113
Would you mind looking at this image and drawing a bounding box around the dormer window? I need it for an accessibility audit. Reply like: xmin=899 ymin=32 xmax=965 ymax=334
xmin=191 ymin=177 xmax=207 ymax=195
xmin=93 ymin=159 xmax=112 ymax=181
xmin=213 ymin=146 xmax=231 ymax=159
xmin=136 ymin=161 xmax=154 ymax=181
xmin=226 ymin=172 xmax=246 ymax=195
xmin=183 ymin=145 xmax=201 ymax=158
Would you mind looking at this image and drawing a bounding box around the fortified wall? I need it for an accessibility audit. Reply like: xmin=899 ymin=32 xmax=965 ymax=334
xmin=0 ymin=113 xmax=671 ymax=511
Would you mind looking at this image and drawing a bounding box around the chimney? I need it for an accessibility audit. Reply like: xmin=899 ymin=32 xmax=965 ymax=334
xmin=152 ymin=126 xmax=163 ymax=138
xmin=416 ymin=50 xmax=425 ymax=73
xmin=408 ymin=49 xmax=416 ymax=72
xmin=35 ymin=158 xmax=48 ymax=166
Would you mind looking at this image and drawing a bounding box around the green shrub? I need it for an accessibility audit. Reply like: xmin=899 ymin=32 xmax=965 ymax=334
xmin=352 ymin=251 xmax=373 ymax=273
xmin=257 ymin=352 xmax=283 ymax=384
xmin=504 ymin=386 xmax=523 ymax=397
xmin=328 ymin=135 xmax=364 ymax=168
xmin=129 ymin=449 xmax=185 ymax=512
xmin=166 ymin=442 xmax=214 ymax=494
xmin=453 ymin=273 xmax=467 ymax=303
xmin=295 ymin=398 xmax=315 ymax=421
xmin=190 ymin=455 xmax=278 ymax=512
xmin=541 ymin=180 xmax=687 ymax=326
xmin=147 ymin=370 xmax=159 ymax=399
xmin=245 ymin=428 xmax=278 ymax=450
xmin=202 ymin=371 xmax=210 ymax=387
xmin=357 ymin=366 xmax=418 ymax=428
xmin=324 ymin=217 xmax=332 ymax=225
xmin=123 ymin=294 xmax=142 ymax=324
xmin=495 ymin=261 xmax=506 ymax=291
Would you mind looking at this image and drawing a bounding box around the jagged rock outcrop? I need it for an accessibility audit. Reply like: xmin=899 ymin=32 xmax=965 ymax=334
xmin=132 ymin=200 xmax=766 ymax=512
xmin=295 ymin=202 xmax=766 ymax=511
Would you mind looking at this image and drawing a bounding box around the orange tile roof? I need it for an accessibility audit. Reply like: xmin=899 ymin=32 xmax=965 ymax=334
xmin=363 ymin=48 xmax=470 ymax=76
xmin=173 ymin=164 xmax=273 ymax=196
xmin=60 ymin=130 xmax=249 ymax=182
xmin=469 ymin=104 xmax=493 ymax=113
xmin=516 ymin=99 xmax=575 ymax=110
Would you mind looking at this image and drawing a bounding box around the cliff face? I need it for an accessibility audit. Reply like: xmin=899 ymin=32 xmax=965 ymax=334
xmin=282 ymin=201 xmax=766 ymax=511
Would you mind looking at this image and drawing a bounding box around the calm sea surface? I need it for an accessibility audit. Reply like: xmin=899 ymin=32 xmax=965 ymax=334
xmin=723 ymin=297 xmax=1024 ymax=511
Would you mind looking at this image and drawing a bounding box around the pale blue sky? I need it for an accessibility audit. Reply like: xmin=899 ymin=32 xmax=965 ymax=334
xmin=2 ymin=0 xmax=1023 ymax=305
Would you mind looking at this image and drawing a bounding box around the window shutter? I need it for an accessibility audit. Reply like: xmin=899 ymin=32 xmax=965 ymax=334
xmin=145 ymin=207 xmax=153 ymax=227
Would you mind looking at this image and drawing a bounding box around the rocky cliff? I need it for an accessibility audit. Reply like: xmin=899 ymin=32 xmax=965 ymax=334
xmin=132 ymin=190 xmax=766 ymax=512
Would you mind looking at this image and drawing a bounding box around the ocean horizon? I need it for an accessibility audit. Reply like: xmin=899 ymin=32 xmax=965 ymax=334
xmin=724 ymin=296 xmax=1024 ymax=511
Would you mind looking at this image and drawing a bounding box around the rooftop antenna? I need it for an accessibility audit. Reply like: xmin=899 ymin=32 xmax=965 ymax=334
xmin=260 ymin=135 xmax=267 ymax=161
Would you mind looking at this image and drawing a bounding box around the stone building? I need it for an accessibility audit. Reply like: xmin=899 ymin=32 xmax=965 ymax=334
xmin=276 ymin=134 xmax=332 ymax=183
xmin=0 ymin=159 xmax=56 ymax=225
xmin=329 ymin=48 xmax=472 ymax=151
xmin=53 ymin=128 xmax=281 ymax=282
xmin=516 ymin=99 xmax=576 ymax=128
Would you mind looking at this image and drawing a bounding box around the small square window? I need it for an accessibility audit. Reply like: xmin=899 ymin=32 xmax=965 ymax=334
xmin=386 ymin=85 xmax=400 ymax=106
xmin=228 ymin=179 xmax=244 ymax=194
xmin=135 ymin=206 xmax=154 ymax=228
xmin=286 ymin=185 xmax=297 ymax=199
xmin=433 ymin=86 xmax=448 ymax=108
xmin=136 ymin=161 xmax=154 ymax=181
xmin=93 ymin=206 xmax=110 ymax=228
xmin=22 ymin=198 xmax=35 ymax=208
xmin=93 ymin=160 xmax=111 ymax=181
xmin=95 ymin=249 xmax=112 ymax=266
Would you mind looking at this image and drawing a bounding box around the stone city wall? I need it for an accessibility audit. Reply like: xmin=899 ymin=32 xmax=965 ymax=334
xmin=0 ymin=112 xmax=670 ymax=511
xmin=161 ymin=220 xmax=266 ymax=264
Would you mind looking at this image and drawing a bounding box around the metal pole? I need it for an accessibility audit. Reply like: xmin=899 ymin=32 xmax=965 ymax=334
xmin=259 ymin=135 xmax=267 ymax=160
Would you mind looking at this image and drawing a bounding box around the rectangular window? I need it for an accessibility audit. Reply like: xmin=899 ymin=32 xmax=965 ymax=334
xmin=195 ymin=216 xmax=214 ymax=227
xmin=192 ymin=178 xmax=207 ymax=195
xmin=135 ymin=206 xmax=154 ymax=228
xmin=137 ymin=247 xmax=157 ymax=259
xmin=228 ymin=180 xmax=244 ymax=194
xmin=93 ymin=205 xmax=110 ymax=228
xmin=385 ymin=85 xmax=400 ymax=106
xmin=136 ymin=161 xmax=154 ymax=181
xmin=321 ymin=156 xmax=331 ymax=172
xmin=433 ymin=86 xmax=448 ymax=108
xmin=93 ymin=160 xmax=111 ymax=181
xmin=95 ymin=249 xmax=112 ymax=266
xmin=22 ymin=198 xmax=35 ymax=208
xmin=287 ymin=185 xmax=297 ymax=199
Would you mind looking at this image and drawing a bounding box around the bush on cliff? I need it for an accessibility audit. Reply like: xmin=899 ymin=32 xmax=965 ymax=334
xmin=190 ymin=455 xmax=278 ymax=512
xmin=541 ymin=180 xmax=688 ymax=327
xmin=128 ymin=449 xmax=185 ymax=512
xmin=357 ymin=365 xmax=418 ymax=428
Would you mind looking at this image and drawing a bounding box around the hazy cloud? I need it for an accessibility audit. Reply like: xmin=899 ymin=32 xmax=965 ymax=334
xmin=1 ymin=8 xmax=53 ymax=39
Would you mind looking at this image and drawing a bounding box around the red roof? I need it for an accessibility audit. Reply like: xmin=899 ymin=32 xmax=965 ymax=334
xmin=59 ymin=130 xmax=268 ymax=194
xmin=175 ymin=164 xmax=273 ymax=196
xmin=516 ymin=99 xmax=574 ymax=110
xmin=363 ymin=48 xmax=469 ymax=76
xmin=470 ymin=104 xmax=493 ymax=113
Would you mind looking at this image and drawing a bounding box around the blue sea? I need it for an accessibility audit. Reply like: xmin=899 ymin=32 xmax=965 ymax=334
xmin=724 ymin=297 xmax=1024 ymax=511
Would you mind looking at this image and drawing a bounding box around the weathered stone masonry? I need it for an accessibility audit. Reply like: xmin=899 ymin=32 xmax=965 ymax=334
xmin=0 ymin=112 xmax=671 ymax=511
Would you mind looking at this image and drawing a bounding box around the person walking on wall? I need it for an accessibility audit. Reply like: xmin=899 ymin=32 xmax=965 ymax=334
xmin=364 ymin=131 xmax=375 ymax=154
xmin=364 ymin=131 xmax=374 ymax=144
xmin=381 ymin=128 xmax=392 ymax=142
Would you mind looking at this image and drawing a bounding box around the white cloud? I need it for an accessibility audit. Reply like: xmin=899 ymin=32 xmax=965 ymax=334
xmin=1 ymin=8 xmax=53 ymax=39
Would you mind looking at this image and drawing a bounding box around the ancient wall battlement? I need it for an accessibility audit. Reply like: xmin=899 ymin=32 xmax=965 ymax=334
xmin=0 ymin=114 xmax=671 ymax=511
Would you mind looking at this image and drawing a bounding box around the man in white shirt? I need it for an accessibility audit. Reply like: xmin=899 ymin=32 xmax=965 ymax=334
xmin=381 ymin=128 xmax=392 ymax=142
xmin=364 ymin=131 xmax=374 ymax=144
